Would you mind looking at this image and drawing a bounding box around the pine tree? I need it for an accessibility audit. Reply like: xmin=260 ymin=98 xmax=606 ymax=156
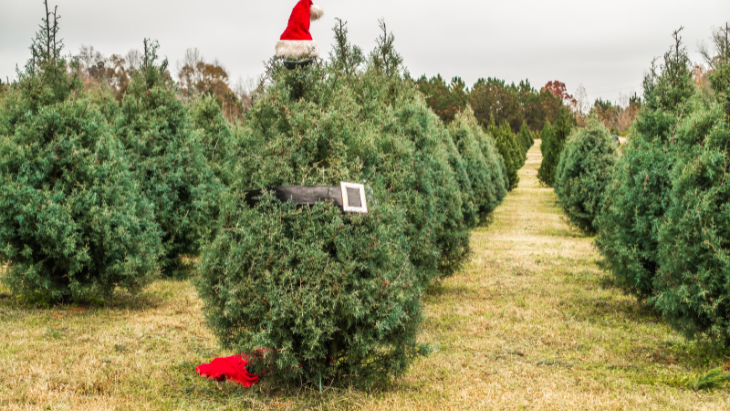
xmin=537 ymin=107 xmax=573 ymax=187
xmin=537 ymin=121 xmax=554 ymax=185
xmin=595 ymin=28 xmax=694 ymax=299
xmin=506 ymin=122 xmax=526 ymax=168
xmin=554 ymin=117 xmax=617 ymax=233
xmin=0 ymin=3 xmax=161 ymax=303
xmin=650 ymin=27 xmax=730 ymax=342
xmin=196 ymin=22 xmax=495 ymax=387
xmin=189 ymin=94 xmax=238 ymax=185
xmin=517 ymin=121 xmax=533 ymax=154
xmin=474 ymin=121 xmax=510 ymax=206
xmin=449 ymin=107 xmax=508 ymax=218
xmin=114 ymin=40 xmax=224 ymax=275
xmin=652 ymin=91 xmax=730 ymax=341
xmin=490 ymin=121 xmax=522 ymax=190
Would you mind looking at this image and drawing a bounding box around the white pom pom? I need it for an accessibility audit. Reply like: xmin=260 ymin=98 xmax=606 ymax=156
xmin=310 ymin=5 xmax=324 ymax=21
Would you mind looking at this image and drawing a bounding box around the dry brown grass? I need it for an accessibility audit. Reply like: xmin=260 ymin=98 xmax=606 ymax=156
xmin=1 ymin=141 xmax=729 ymax=410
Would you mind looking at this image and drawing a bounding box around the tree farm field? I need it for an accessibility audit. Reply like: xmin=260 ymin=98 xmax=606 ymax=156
xmin=1 ymin=142 xmax=729 ymax=411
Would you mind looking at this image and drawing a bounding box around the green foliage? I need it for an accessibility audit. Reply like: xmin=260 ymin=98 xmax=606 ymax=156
xmin=651 ymin=90 xmax=730 ymax=341
xmin=0 ymin=11 xmax=160 ymax=302
xmin=196 ymin=22 xmax=498 ymax=387
xmin=188 ymin=94 xmax=237 ymax=185
xmin=537 ymin=107 xmax=573 ymax=187
xmin=595 ymin=29 xmax=694 ymax=299
xmin=705 ymin=24 xmax=730 ymax=117
xmin=197 ymin=195 xmax=425 ymax=386
xmin=417 ymin=76 xmax=564 ymax=133
xmin=0 ymin=79 xmax=8 ymax=99
xmin=469 ymin=78 xmax=563 ymax=133
xmin=114 ymin=40 xmax=224 ymax=274
xmin=490 ymin=121 xmax=523 ymax=190
xmin=448 ymin=107 xmax=508 ymax=217
xmin=415 ymin=75 xmax=468 ymax=124
xmin=689 ymin=367 xmax=730 ymax=391
xmin=517 ymin=121 xmax=534 ymax=154
xmin=554 ymin=117 xmax=617 ymax=233
xmin=17 ymin=1 xmax=78 ymax=111
xmin=537 ymin=121 xmax=553 ymax=179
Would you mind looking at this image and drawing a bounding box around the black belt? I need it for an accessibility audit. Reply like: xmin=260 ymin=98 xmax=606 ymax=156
xmin=243 ymin=184 xmax=367 ymax=213
xmin=244 ymin=186 xmax=342 ymax=207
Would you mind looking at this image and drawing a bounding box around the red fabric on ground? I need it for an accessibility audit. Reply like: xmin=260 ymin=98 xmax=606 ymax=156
xmin=196 ymin=355 xmax=260 ymax=388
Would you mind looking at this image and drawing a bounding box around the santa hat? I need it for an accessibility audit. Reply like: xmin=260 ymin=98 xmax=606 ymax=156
xmin=276 ymin=0 xmax=324 ymax=59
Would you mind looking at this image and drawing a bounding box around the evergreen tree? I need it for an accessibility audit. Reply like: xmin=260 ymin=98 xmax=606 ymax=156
xmin=651 ymin=27 xmax=730 ymax=341
xmin=449 ymin=107 xmax=508 ymax=217
xmin=0 ymin=3 xmax=161 ymax=303
xmin=415 ymin=75 xmax=468 ymax=124
xmin=490 ymin=121 xmax=523 ymax=190
xmin=652 ymin=91 xmax=730 ymax=341
xmin=475 ymin=126 xmax=510 ymax=206
xmin=703 ymin=24 xmax=730 ymax=117
xmin=441 ymin=127 xmax=479 ymax=231
xmin=537 ymin=121 xmax=554 ymax=184
xmin=537 ymin=107 xmax=573 ymax=186
xmin=196 ymin=22 xmax=492 ymax=387
xmin=554 ymin=117 xmax=617 ymax=233
xmin=595 ymin=28 xmax=694 ymax=299
xmin=517 ymin=121 xmax=533 ymax=154
xmin=114 ymin=40 xmax=224 ymax=275
xmin=189 ymin=94 xmax=238 ymax=185
xmin=490 ymin=124 xmax=517 ymax=190
xmin=506 ymin=122 xmax=526 ymax=168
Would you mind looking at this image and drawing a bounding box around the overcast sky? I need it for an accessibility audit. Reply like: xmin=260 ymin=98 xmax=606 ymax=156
xmin=2 ymin=0 xmax=729 ymax=103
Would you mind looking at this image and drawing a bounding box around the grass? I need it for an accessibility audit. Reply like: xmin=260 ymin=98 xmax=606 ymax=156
xmin=1 ymin=141 xmax=729 ymax=410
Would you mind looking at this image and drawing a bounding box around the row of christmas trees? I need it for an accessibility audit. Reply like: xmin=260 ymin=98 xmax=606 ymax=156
xmin=0 ymin=13 xmax=531 ymax=385
xmin=547 ymin=26 xmax=730 ymax=345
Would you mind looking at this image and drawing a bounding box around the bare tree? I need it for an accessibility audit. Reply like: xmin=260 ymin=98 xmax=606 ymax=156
xmin=572 ymin=84 xmax=590 ymax=126
xmin=78 ymin=45 xmax=104 ymax=70
xmin=232 ymin=75 xmax=264 ymax=110
xmin=125 ymin=49 xmax=142 ymax=71
xmin=699 ymin=22 xmax=730 ymax=70
xmin=615 ymin=93 xmax=634 ymax=132
xmin=177 ymin=48 xmax=204 ymax=97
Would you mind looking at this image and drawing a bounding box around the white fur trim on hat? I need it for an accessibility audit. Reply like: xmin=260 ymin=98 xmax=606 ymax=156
xmin=276 ymin=40 xmax=320 ymax=58
xmin=310 ymin=5 xmax=324 ymax=21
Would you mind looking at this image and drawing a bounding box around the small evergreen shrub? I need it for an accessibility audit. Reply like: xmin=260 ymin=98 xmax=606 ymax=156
xmin=517 ymin=122 xmax=533 ymax=154
xmin=537 ymin=107 xmax=573 ymax=187
xmin=652 ymin=69 xmax=730 ymax=341
xmin=537 ymin=121 xmax=553 ymax=179
xmin=441 ymin=127 xmax=479 ymax=231
xmin=114 ymin=41 xmax=224 ymax=274
xmin=0 ymin=17 xmax=160 ymax=302
xmin=196 ymin=22 xmax=485 ymax=386
xmin=595 ymin=31 xmax=694 ymax=299
xmin=554 ymin=117 xmax=617 ymax=233
xmin=197 ymin=194 xmax=424 ymax=386
xmin=189 ymin=95 xmax=238 ymax=185
xmin=0 ymin=94 xmax=161 ymax=302
xmin=449 ymin=107 xmax=508 ymax=217
xmin=473 ymin=122 xmax=510 ymax=207
xmin=490 ymin=122 xmax=522 ymax=190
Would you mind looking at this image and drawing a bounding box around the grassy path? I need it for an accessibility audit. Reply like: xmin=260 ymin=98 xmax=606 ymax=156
xmin=1 ymin=142 xmax=729 ymax=410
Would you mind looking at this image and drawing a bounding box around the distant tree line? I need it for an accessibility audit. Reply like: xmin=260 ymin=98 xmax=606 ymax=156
xmin=415 ymin=75 xmax=565 ymax=133
xmin=71 ymin=44 xmax=258 ymax=122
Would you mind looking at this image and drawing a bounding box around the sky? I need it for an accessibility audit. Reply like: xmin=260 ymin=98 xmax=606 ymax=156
xmin=1 ymin=0 xmax=729 ymax=104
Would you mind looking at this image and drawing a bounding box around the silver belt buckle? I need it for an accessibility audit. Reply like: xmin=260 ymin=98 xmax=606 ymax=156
xmin=340 ymin=182 xmax=368 ymax=214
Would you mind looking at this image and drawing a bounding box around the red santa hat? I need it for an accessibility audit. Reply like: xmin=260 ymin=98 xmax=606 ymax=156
xmin=276 ymin=0 xmax=324 ymax=59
